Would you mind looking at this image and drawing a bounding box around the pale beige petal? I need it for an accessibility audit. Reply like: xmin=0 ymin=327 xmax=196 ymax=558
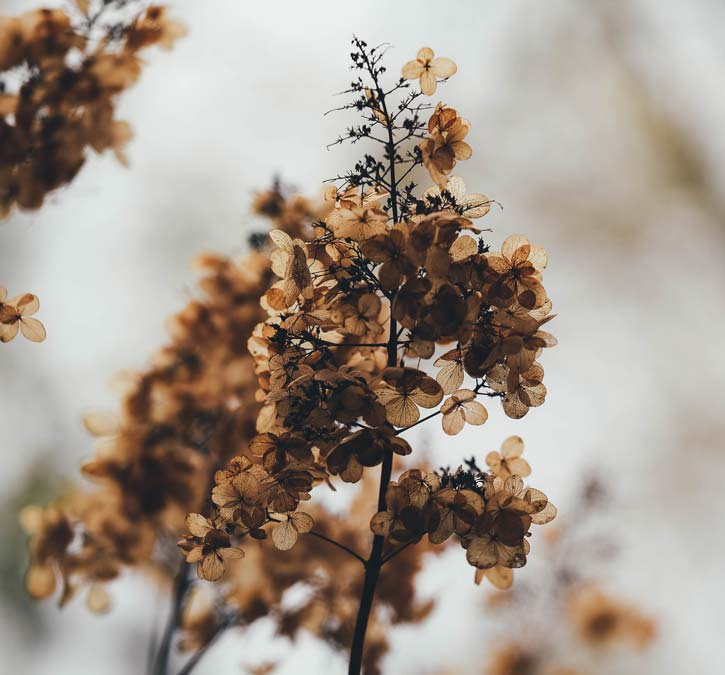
xmin=18 ymin=317 xmax=46 ymax=342
xmin=431 ymin=57 xmax=457 ymax=78
xmin=402 ymin=60 xmax=424 ymax=79
xmin=420 ymin=69 xmax=437 ymax=96
xmin=442 ymin=409 xmax=465 ymax=435
xmin=186 ymin=513 xmax=212 ymax=538
xmin=451 ymin=140 xmax=472 ymax=160
xmin=290 ymin=511 xmax=314 ymax=534
xmin=219 ymin=547 xmax=245 ymax=560
xmin=272 ymin=519 xmax=299 ymax=551
xmin=269 ymin=229 xmax=294 ymax=253
xmin=462 ymin=400 xmax=488 ymax=425
xmin=507 ymin=457 xmax=531 ymax=477
xmin=16 ymin=293 xmax=39 ymax=315
xmin=386 ymin=396 xmax=419 ymax=427
xmin=200 ymin=553 xmax=225 ymax=581
xmin=186 ymin=546 xmax=204 ymax=563
xmin=501 ymin=234 xmax=530 ymax=261
xmin=486 ymin=565 xmax=513 ymax=590
xmin=501 ymin=435 xmax=524 ymax=459
xmin=528 ymin=244 xmax=548 ymax=271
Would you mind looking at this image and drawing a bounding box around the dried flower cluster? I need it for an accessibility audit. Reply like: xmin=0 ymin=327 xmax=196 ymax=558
xmin=23 ymin=37 xmax=560 ymax=675
xmin=180 ymin=38 xmax=558 ymax=673
xmin=0 ymin=286 xmax=45 ymax=342
xmin=0 ymin=1 xmax=184 ymax=218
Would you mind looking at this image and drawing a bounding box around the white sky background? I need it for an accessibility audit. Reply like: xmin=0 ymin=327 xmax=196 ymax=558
xmin=1 ymin=0 xmax=725 ymax=673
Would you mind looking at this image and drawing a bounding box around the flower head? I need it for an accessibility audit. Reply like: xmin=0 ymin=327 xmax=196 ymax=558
xmin=402 ymin=47 xmax=457 ymax=95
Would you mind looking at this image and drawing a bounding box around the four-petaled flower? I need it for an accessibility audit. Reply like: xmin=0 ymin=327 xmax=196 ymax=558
xmin=402 ymin=47 xmax=457 ymax=95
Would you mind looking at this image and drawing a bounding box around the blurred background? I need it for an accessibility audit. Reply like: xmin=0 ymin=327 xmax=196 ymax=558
xmin=1 ymin=0 xmax=725 ymax=673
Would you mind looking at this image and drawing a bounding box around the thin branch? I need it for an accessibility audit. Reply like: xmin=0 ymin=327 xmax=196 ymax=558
xmin=308 ymin=530 xmax=367 ymax=565
xmin=381 ymin=540 xmax=413 ymax=565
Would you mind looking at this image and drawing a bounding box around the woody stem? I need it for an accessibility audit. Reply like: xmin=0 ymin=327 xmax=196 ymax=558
xmin=150 ymin=559 xmax=192 ymax=675
xmin=348 ymin=39 xmax=403 ymax=673
xmin=348 ymin=316 xmax=397 ymax=675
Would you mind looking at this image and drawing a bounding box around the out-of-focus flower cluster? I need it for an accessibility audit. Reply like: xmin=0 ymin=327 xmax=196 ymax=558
xmin=479 ymin=481 xmax=656 ymax=675
xmin=0 ymin=1 xmax=185 ymax=218
xmin=0 ymin=285 xmax=45 ymax=342
xmin=21 ymin=186 xmax=438 ymax=672
xmin=20 ymin=186 xmax=315 ymax=609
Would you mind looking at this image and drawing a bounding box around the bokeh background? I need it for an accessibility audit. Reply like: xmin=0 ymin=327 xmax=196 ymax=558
xmin=2 ymin=0 xmax=725 ymax=673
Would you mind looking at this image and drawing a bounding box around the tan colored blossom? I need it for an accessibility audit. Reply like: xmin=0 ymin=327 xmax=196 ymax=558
xmin=183 ymin=513 xmax=244 ymax=581
xmin=374 ymin=367 xmax=444 ymax=427
xmin=486 ymin=435 xmax=531 ymax=479
xmin=440 ymin=389 xmax=488 ymax=435
xmin=486 ymin=234 xmax=548 ymax=310
xmin=420 ymin=105 xmax=472 ymax=186
xmin=0 ymin=291 xmax=46 ymax=342
xmin=402 ymin=47 xmax=457 ymax=95
xmin=423 ymin=176 xmax=490 ymax=219
xmin=271 ymin=511 xmax=314 ymax=550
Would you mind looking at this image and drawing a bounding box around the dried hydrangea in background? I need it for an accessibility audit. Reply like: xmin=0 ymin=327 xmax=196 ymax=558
xmin=476 ymin=479 xmax=656 ymax=675
xmin=22 ymin=36 xmax=560 ymax=675
xmin=0 ymin=286 xmax=45 ymax=342
xmin=0 ymin=0 xmax=184 ymax=218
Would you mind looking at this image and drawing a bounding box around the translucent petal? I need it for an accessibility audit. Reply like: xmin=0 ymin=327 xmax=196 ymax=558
xmin=420 ymin=69 xmax=437 ymax=96
xmin=186 ymin=513 xmax=212 ymax=538
xmin=200 ymin=552 xmax=224 ymax=581
xmin=501 ymin=435 xmax=524 ymax=459
xmin=462 ymin=400 xmax=488 ymax=425
xmin=290 ymin=511 xmax=314 ymax=534
xmin=442 ymin=409 xmax=465 ymax=435
xmin=501 ymin=234 xmax=530 ymax=261
xmin=269 ymin=229 xmax=294 ymax=253
xmin=402 ymin=60 xmax=424 ymax=79
xmin=272 ymin=519 xmax=298 ymax=551
xmin=15 ymin=293 xmax=39 ymax=315
xmin=431 ymin=57 xmax=457 ymax=78
xmin=386 ymin=396 xmax=419 ymax=427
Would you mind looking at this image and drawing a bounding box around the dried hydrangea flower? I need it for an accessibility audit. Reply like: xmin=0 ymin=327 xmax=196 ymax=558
xmin=0 ymin=290 xmax=46 ymax=342
xmin=402 ymin=47 xmax=457 ymax=95
xmin=486 ymin=436 xmax=532 ymax=479
xmin=440 ymin=388 xmax=488 ymax=435
xmin=183 ymin=513 xmax=244 ymax=581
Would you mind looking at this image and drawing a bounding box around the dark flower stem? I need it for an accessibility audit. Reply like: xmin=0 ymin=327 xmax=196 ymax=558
xmin=348 ymin=39 xmax=404 ymax=675
xmin=348 ymin=312 xmax=397 ymax=674
xmin=150 ymin=559 xmax=192 ymax=675
xmin=308 ymin=530 xmax=368 ymax=565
